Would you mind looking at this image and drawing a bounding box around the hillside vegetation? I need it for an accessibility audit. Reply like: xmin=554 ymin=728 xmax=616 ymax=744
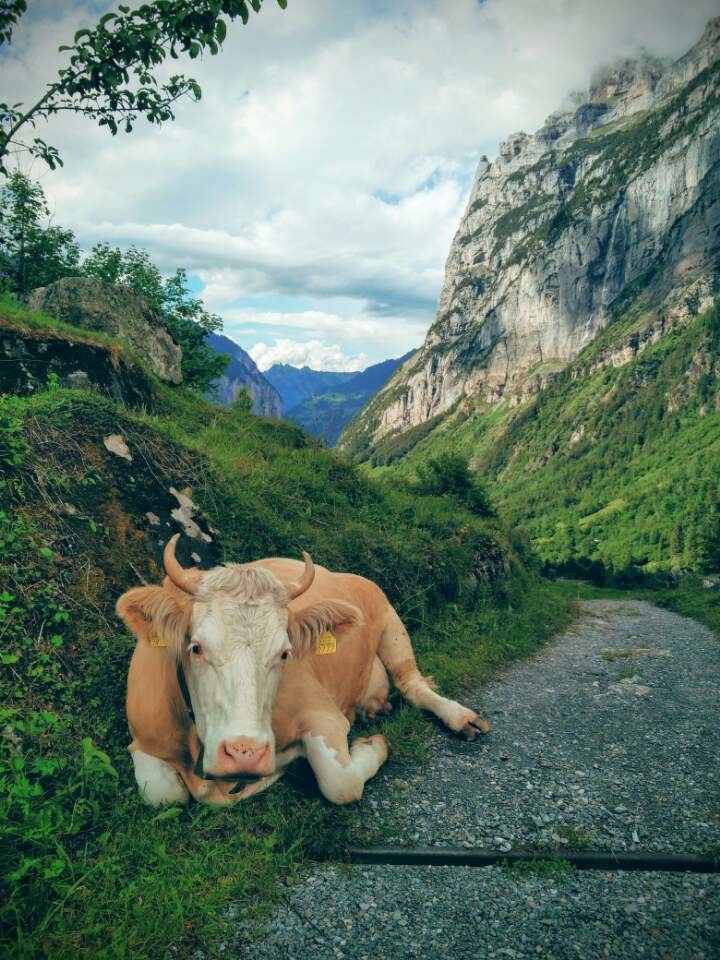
xmin=0 ymin=300 xmax=573 ymax=958
xmin=365 ymin=298 xmax=720 ymax=577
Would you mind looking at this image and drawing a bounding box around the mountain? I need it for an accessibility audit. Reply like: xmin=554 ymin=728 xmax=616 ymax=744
xmin=263 ymin=364 xmax=356 ymax=412
xmin=341 ymin=18 xmax=720 ymax=459
xmin=341 ymin=18 xmax=720 ymax=574
xmin=206 ymin=332 xmax=282 ymax=417
xmin=287 ymin=351 xmax=416 ymax=445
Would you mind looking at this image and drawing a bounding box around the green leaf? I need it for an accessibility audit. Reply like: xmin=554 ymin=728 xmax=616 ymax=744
xmin=215 ymin=19 xmax=227 ymax=43
xmin=276 ymin=0 xmax=288 ymax=8
xmin=153 ymin=806 xmax=184 ymax=821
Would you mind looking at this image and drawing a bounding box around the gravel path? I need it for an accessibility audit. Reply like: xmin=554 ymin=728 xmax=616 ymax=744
xmin=230 ymin=600 xmax=720 ymax=959
xmin=371 ymin=599 xmax=720 ymax=855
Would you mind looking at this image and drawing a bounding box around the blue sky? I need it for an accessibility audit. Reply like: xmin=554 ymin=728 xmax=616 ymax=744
xmin=4 ymin=0 xmax=717 ymax=370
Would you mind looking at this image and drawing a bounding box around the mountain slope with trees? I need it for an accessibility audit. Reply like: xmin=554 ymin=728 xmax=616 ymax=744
xmin=264 ymin=364 xmax=356 ymax=412
xmin=206 ymin=331 xmax=282 ymax=416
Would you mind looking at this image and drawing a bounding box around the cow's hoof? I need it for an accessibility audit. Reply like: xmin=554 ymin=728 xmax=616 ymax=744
xmin=365 ymin=698 xmax=393 ymax=719
xmin=460 ymin=713 xmax=491 ymax=740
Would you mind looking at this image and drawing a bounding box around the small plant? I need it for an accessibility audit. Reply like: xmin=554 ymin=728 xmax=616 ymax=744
xmin=554 ymin=824 xmax=593 ymax=850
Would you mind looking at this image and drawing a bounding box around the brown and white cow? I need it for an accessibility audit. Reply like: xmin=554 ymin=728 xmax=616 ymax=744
xmin=117 ymin=534 xmax=489 ymax=806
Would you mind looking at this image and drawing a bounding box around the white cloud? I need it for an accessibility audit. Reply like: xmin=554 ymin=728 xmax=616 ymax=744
xmin=3 ymin=0 xmax=718 ymax=366
xmin=222 ymin=308 xmax=427 ymax=345
xmin=249 ymin=338 xmax=368 ymax=372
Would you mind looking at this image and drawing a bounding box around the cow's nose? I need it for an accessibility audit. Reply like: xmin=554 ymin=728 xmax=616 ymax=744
xmin=219 ymin=738 xmax=271 ymax=775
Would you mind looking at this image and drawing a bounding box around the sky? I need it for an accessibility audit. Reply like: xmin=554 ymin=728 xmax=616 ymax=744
xmin=2 ymin=0 xmax=717 ymax=371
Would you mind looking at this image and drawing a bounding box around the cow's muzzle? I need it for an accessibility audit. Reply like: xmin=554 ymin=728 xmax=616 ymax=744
xmin=196 ymin=737 xmax=273 ymax=780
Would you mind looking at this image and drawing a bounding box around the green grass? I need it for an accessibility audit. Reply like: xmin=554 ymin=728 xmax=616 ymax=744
xmin=0 ymin=359 xmax=576 ymax=958
xmin=650 ymin=577 xmax=720 ymax=636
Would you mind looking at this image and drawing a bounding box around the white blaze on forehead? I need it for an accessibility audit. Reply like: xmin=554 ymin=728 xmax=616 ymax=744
xmin=185 ymin=565 xmax=291 ymax=769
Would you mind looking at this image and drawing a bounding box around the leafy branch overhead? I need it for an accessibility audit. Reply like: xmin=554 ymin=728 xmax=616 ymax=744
xmin=0 ymin=0 xmax=287 ymax=175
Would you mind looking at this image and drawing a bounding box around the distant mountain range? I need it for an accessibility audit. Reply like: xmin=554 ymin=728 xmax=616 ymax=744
xmin=205 ymin=335 xmax=414 ymax=445
xmin=263 ymin=364 xmax=356 ymax=411
xmin=285 ymin=352 xmax=416 ymax=445
xmin=205 ymin=332 xmax=281 ymax=417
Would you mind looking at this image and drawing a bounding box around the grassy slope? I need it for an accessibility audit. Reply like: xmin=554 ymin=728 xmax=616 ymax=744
xmin=1 ymin=346 xmax=574 ymax=958
xmin=369 ymin=301 xmax=720 ymax=573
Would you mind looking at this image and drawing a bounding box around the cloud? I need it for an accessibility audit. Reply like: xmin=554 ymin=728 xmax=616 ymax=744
xmin=249 ymin=338 xmax=368 ymax=372
xmin=3 ymin=0 xmax=718 ymax=366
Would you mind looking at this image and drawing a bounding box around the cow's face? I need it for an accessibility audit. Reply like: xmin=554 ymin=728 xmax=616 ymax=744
xmin=184 ymin=567 xmax=292 ymax=778
xmin=118 ymin=537 xmax=360 ymax=781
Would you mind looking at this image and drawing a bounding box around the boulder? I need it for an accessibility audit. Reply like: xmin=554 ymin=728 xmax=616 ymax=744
xmin=28 ymin=277 xmax=182 ymax=383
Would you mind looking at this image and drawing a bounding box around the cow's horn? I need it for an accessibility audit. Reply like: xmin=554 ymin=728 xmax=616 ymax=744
xmin=287 ymin=551 xmax=315 ymax=600
xmin=163 ymin=534 xmax=201 ymax=595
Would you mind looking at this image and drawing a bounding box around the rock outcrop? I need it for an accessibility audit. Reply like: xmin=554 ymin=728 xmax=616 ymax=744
xmin=341 ymin=18 xmax=720 ymax=457
xmin=28 ymin=277 xmax=182 ymax=383
xmin=0 ymin=320 xmax=157 ymax=408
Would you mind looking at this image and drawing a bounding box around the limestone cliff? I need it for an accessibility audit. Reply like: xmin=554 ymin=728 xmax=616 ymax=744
xmin=341 ymin=18 xmax=720 ymax=458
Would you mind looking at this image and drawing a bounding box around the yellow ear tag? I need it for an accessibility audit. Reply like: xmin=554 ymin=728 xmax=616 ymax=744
xmin=148 ymin=625 xmax=167 ymax=648
xmin=315 ymin=630 xmax=337 ymax=656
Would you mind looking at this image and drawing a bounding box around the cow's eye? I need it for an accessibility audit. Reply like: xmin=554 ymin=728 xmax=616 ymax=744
xmin=189 ymin=641 xmax=203 ymax=657
xmin=280 ymin=649 xmax=291 ymax=662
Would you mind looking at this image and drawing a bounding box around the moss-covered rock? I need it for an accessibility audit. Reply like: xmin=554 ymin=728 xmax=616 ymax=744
xmin=28 ymin=277 xmax=182 ymax=383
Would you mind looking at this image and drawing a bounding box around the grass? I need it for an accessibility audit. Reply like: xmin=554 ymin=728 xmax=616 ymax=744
xmin=0 ymin=367 xmax=576 ymax=958
xmin=554 ymin=824 xmax=593 ymax=850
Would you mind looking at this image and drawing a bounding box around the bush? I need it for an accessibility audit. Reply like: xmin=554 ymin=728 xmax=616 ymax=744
xmin=414 ymin=452 xmax=495 ymax=518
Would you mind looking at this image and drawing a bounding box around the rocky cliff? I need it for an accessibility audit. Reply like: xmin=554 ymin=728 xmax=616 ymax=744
xmin=0 ymin=309 xmax=158 ymax=408
xmin=341 ymin=18 xmax=720 ymax=458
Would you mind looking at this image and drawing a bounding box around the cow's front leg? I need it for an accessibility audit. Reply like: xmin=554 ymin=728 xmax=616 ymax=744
xmin=302 ymin=727 xmax=389 ymax=804
xmin=130 ymin=746 xmax=190 ymax=806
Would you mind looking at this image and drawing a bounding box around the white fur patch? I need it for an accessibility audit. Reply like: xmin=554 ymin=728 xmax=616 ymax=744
xmin=303 ymin=733 xmax=387 ymax=804
xmin=131 ymin=749 xmax=189 ymax=806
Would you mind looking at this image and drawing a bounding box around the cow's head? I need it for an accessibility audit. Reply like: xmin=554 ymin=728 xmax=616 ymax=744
xmin=117 ymin=535 xmax=360 ymax=779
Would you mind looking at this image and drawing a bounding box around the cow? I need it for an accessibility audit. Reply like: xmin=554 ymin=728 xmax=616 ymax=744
xmin=117 ymin=534 xmax=490 ymax=806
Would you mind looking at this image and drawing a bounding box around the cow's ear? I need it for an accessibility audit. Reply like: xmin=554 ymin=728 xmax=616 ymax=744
xmin=287 ymin=600 xmax=362 ymax=657
xmin=116 ymin=585 xmax=190 ymax=653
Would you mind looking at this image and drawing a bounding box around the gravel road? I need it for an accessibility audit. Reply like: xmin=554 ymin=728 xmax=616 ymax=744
xmin=229 ymin=600 xmax=720 ymax=960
